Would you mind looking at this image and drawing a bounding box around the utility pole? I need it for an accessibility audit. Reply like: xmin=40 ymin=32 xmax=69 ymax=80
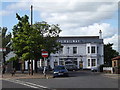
xmin=0 ymin=29 xmax=3 ymax=76
xmin=31 ymin=5 xmax=33 ymax=25
xmin=30 ymin=5 xmax=33 ymax=75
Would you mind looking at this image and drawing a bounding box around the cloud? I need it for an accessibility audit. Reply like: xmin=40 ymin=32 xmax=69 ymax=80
xmin=59 ymin=23 xmax=118 ymax=51
xmin=0 ymin=10 xmax=13 ymax=16
xmin=59 ymin=23 xmax=117 ymax=38
xmin=1 ymin=0 xmax=118 ymax=51
xmin=104 ymin=34 xmax=118 ymax=51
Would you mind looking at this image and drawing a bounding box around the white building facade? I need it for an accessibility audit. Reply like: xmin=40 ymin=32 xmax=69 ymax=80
xmin=49 ymin=36 xmax=104 ymax=69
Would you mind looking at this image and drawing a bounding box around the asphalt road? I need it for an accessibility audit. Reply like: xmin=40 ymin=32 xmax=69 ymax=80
xmin=19 ymin=71 xmax=118 ymax=88
xmin=2 ymin=71 xmax=119 ymax=90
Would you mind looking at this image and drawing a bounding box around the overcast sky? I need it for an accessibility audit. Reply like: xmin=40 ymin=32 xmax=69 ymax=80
xmin=0 ymin=0 xmax=119 ymax=52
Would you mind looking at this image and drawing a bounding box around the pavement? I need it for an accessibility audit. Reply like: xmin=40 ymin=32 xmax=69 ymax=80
xmin=101 ymin=73 xmax=120 ymax=79
xmin=0 ymin=70 xmax=120 ymax=80
xmin=1 ymin=71 xmax=53 ymax=79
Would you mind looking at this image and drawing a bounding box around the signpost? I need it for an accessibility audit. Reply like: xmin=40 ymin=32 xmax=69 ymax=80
xmin=42 ymin=51 xmax=48 ymax=78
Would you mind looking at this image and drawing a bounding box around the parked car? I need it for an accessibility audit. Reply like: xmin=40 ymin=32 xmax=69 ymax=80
xmin=38 ymin=66 xmax=52 ymax=71
xmin=65 ymin=64 xmax=78 ymax=71
xmin=91 ymin=66 xmax=99 ymax=72
xmin=53 ymin=65 xmax=69 ymax=78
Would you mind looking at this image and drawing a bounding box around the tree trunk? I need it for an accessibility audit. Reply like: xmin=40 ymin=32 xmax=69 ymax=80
xmin=28 ymin=60 xmax=30 ymax=75
xmin=31 ymin=60 xmax=33 ymax=75
xmin=2 ymin=53 xmax=6 ymax=74
xmin=21 ymin=61 xmax=24 ymax=73
xmin=35 ymin=59 xmax=38 ymax=73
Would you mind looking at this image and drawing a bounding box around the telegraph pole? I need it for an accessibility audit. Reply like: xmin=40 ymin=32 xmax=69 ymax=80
xmin=31 ymin=5 xmax=33 ymax=25
xmin=30 ymin=5 xmax=33 ymax=75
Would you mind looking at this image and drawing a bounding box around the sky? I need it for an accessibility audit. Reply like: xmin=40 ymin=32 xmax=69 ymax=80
xmin=0 ymin=0 xmax=119 ymax=53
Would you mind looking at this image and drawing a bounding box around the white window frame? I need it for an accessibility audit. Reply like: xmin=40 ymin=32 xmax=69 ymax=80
xmin=91 ymin=58 xmax=97 ymax=67
xmin=91 ymin=46 xmax=96 ymax=54
xmin=87 ymin=46 xmax=90 ymax=54
xmin=87 ymin=58 xmax=97 ymax=67
xmin=87 ymin=59 xmax=91 ymax=67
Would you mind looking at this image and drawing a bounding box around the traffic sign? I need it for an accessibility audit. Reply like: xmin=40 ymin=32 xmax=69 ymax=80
xmin=42 ymin=51 xmax=48 ymax=58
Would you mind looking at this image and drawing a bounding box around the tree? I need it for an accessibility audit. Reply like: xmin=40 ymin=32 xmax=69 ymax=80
xmin=12 ymin=14 xmax=35 ymax=75
xmin=11 ymin=14 xmax=62 ymax=75
xmin=33 ymin=22 xmax=62 ymax=73
xmin=0 ymin=27 xmax=11 ymax=74
xmin=104 ymin=43 xmax=119 ymax=66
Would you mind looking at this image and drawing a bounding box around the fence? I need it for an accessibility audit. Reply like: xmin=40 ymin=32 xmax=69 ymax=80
xmin=103 ymin=67 xmax=113 ymax=73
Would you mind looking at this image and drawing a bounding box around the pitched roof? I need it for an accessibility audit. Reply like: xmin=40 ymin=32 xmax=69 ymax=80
xmin=112 ymin=56 xmax=120 ymax=60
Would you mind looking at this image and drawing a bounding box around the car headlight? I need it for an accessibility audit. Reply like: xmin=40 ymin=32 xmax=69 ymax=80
xmin=54 ymin=72 xmax=59 ymax=74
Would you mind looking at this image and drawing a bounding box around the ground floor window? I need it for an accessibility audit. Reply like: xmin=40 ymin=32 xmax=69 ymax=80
xmin=59 ymin=60 xmax=64 ymax=65
xmin=87 ymin=58 xmax=96 ymax=67
xmin=73 ymin=61 xmax=77 ymax=65
xmin=91 ymin=59 xmax=96 ymax=66
xmin=88 ymin=59 xmax=90 ymax=67
xmin=59 ymin=58 xmax=77 ymax=65
xmin=54 ymin=60 xmax=58 ymax=66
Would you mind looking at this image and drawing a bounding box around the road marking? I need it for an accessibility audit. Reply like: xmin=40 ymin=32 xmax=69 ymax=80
xmin=4 ymin=79 xmax=48 ymax=89
xmin=15 ymin=80 xmax=48 ymax=89
xmin=54 ymin=78 xmax=69 ymax=79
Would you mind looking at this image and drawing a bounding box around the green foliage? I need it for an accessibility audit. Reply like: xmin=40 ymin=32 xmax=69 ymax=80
xmin=104 ymin=43 xmax=119 ymax=66
xmin=0 ymin=27 xmax=12 ymax=66
xmin=12 ymin=14 xmax=62 ymax=62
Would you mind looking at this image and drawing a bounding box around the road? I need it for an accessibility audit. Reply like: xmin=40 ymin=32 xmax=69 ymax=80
xmin=2 ymin=71 xmax=119 ymax=90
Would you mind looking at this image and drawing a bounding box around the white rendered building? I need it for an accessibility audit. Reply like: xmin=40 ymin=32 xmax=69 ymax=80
xmin=49 ymin=35 xmax=104 ymax=69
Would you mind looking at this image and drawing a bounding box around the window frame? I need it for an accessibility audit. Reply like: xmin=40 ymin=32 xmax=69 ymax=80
xmin=73 ymin=47 xmax=77 ymax=54
xmin=91 ymin=59 xmax=96 ymax=66
xmin=91 ymin=46 xmax=96 ymax=54
xmin=88 ymin=59 xmax=90 ymax=67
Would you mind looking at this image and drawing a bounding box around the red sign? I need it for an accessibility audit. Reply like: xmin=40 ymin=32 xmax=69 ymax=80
xmin=42 ymin=51 xmax=48 ymax=58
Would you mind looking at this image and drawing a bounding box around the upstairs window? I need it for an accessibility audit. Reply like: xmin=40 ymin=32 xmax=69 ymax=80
xmin=73 ymin=47 xmax=77 ymax=54
xmin=97 ymin=46 xmax=99 ymax=53
xmin=91 ymin=46 xmax=95 ymax=53
xmin=87 ymin=47 xmax=90 ymax=53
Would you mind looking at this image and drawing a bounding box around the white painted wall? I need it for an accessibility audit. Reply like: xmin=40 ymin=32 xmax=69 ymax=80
xmin=50 ymin=43 xmax=104 ymax=69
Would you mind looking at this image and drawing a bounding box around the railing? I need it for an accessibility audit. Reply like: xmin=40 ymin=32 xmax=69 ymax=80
xmin=103 ymin=67 xmax=113 ymax=73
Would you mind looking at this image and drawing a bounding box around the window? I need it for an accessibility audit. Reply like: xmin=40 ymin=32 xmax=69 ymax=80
xmin=88 ymin=47 xmax=90 ymax=53
xmin=59 ymin=61 xmax=64 ymax=65
xmin=91 ymin=46 xmax=95 ymax=53
xmin=88 ymin=59 xmax=90 ymax=67
xmin=67 ymin=47 xmax=70 ymax=53
xmin=91 ymin=59 xmax=96 ymax=66
xmin=97 ymin=46 xmax=99 ymax=53
xmin=114 ymin=61 xmax=116 ymax=67
xmin=73 ymin=47 xmax=77 ymax=54
xmin=60 ymin=46 xmax=63 ymax=54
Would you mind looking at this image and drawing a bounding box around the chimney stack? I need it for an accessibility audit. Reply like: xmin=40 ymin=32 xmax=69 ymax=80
xmin=99 ymin=30 xmax=102 ymax=39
